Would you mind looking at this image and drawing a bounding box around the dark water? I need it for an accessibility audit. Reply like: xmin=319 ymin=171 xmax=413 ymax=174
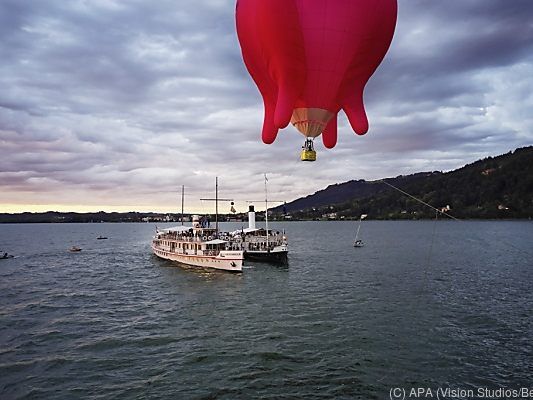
xmin=1 ymin=221 xmax=532 ymax=399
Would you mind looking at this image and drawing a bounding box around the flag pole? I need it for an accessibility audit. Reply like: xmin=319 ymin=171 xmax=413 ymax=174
xmin=215 ymin=176 xmax=218 ymax=236
xmin=264 ymin=173 xmax=269 ymax=249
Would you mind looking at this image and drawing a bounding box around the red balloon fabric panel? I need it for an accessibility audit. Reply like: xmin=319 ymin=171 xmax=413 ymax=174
xmin=236 ymin=0 xmax=397 ymax=148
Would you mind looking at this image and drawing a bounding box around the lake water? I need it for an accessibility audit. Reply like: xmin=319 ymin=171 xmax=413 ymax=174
xmin=1 ymin=221 xmax=532 ymax=399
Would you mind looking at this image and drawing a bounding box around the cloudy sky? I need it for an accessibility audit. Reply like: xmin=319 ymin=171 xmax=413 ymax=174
xmin=1 ymin=0 xmax=532 ymax=213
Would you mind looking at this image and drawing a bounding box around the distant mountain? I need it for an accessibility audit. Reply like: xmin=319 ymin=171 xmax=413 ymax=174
xmin=0 ymin=211 xmax=180 ymax=224
xmin=275 ymin=172 xmax=434 ymax=213
xmin=273 ymin=146 xmax=533 ymax=219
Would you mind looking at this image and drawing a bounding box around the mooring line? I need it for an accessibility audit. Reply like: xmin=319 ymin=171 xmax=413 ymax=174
xmin=377 ymin=179 xmax=457 ymax=293
xmin=378 ymin=179 xmax=461 ymax=221
xmin=377 ymin=178 xmax=532 ymax=284
xmin=378 ymin=178 xmax=532 ymax=256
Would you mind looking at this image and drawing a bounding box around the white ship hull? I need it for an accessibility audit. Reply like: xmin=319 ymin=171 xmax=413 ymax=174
xmin=151 ymin=243 xmax=243 ymax=272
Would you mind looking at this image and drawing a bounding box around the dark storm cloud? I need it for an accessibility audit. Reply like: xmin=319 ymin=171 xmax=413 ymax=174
xmin=370 ymin=1 xmax=533 ymax=105
xmin=393 ymin=1 xmax=533 ymax=71
xmin=0 ymin=0 xmax=532 ymax=211
xmin=353 ymin=0 xmax=533 ymax=168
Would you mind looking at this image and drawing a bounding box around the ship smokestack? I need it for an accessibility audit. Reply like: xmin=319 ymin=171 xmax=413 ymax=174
xmin=192 ymin=215 xmax=200 ymax=229
xmin=248 ymin=205 xmax=256 ymax=229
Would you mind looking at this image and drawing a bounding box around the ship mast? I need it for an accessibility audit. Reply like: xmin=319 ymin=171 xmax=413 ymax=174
xmin=200 ymin=176 xmax=233 ymax=238
xmin=180 ymin=185 xmax=184 ymax=225
xmin=264 ymin=174 xmax=269 ymax=248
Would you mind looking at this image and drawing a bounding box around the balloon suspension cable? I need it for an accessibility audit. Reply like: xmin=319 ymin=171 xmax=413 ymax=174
xmin=304 ymin=138 xmax=315 ymax=151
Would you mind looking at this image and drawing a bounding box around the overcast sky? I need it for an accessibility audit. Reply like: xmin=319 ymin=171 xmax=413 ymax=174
xmin=1 ymin=0 xmax=532 ymax=213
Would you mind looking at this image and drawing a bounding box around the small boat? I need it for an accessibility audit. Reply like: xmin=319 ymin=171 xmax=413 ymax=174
xmin=353 ymin=214 xmax=367 ymax=247
xmin=69 ymin=246 xmax=82 ymax=252
xmin=1 ymin=253 xmax=14 ymax=259
xmin=96 ymin=236 xmax=108 ymax=240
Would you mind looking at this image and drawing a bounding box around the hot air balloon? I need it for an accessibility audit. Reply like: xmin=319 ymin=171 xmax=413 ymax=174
xmin=236 ymin=0 xmax=397 ymax=161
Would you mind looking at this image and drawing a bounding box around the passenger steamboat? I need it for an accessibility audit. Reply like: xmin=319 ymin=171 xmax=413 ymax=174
xmin=151 ymin=215 xmax=244 ymax=272
xmin=232 ymin=205 xmax=288 ymax=263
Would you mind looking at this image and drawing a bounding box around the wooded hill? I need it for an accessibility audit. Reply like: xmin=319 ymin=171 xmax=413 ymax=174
xmin=2 ymin=147 xmax=531 ymax=223
xmin=272 ymin=146 xmax=533 ymax=220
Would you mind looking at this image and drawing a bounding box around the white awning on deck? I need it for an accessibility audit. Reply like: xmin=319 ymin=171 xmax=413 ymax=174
xmin=230 ymin=228 xmax=262 ymax=235
xmin=204 ymin=239 xmax=227 ymax=245
xmin=160 ymin=226 xmax=192 ymax=233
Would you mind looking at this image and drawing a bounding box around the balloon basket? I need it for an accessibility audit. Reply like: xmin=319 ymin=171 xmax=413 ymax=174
xmin=300 ymin=149 xmax=317 ymax=162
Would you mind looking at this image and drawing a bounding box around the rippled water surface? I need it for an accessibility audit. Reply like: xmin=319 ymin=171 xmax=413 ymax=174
xmin=1 ymin=221 xmax=532 ymax=399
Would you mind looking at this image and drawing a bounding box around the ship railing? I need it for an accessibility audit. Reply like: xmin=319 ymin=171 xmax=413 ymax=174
xmin=243 ymin=235 xmax=286 ymax=244
xmin=160 ymin=234 xmax=214 ymax=243
xmin=245 ymin=242 xmax=285 ymax=251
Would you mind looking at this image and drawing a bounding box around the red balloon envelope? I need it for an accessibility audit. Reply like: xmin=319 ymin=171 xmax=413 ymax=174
xmin=236 ymin=0 xmax=397 ymax=148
